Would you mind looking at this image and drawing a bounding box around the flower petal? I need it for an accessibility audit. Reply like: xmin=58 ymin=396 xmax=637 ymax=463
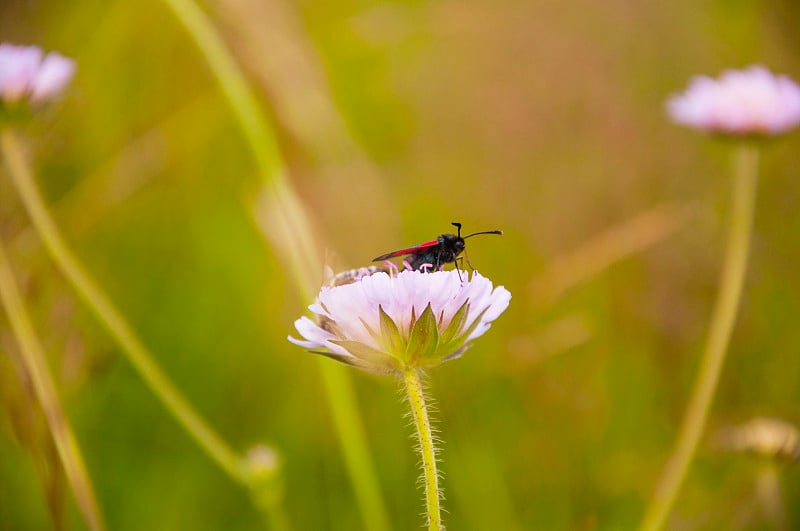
xmin=30 ymin=52 xmax=75 ymax=102
xmin=288 ymin=268 xmax=510 ymax=372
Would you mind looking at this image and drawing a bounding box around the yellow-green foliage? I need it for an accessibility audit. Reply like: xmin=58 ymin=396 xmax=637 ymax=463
xmin=1 ymin=0 xmax=799 ymax=529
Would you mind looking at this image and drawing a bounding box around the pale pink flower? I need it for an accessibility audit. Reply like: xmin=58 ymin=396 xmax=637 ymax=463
xmin=289 ymin=269 xmax=511 ymax=373
xmin=0 ymin=43 xmax=75 ymax=105
xmin=667 ymin=66 xmax=800 ymax=136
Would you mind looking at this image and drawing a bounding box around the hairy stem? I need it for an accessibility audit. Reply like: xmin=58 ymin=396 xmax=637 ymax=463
xmin=640 ymin=144 xmax=759 ymax=530
xmin=0 ymin=238 xmax=105 ymax=531
xmin=403 ymin=368 xmax=442 ymax=531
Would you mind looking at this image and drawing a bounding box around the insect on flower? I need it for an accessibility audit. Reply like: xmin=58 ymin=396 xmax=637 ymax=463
xmin=327 ymin=265 xmax=389 ymax=287
xmin=289 ymin=268 xmax=511 ymax=373
xmin=372 ymin=222 xmax=502 ymax=275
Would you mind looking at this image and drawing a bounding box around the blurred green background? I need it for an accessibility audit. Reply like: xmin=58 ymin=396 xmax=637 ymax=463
xmin=2 ymin=0 xmax=800 ymax=529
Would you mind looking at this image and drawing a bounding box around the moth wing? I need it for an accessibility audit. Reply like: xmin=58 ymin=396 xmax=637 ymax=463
xmin=372 ymin=240 xmax=439 ymax=261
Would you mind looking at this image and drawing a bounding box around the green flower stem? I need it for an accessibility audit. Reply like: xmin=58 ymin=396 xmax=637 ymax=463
xmin=0 ymin=129 xmax=244 ymax=485
xmin=160 ymin=0 xmax=284 ymax=185
xmin=243 ymin=445 xmax=292 ymax=531
xmin=322 ymin=364 xmax=394 ymax=531
xmin=264 ymin=505 xmax=292 ymax=531
xmin=756 ymin=463 xmax=787 ymax=530
xmin=159 ymin=2 xmax=391 ymax=530
xmin=0 ymin=238 xmax=105 ymax=531
xmin=403 ymin=368 xmax=442 ymax=531
xmin=640 ymin=144 xmax=759 ymax=531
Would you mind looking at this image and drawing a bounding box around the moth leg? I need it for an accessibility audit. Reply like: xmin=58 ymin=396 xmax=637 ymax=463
xmin=454 ymin=256 xmax=464 ymax=282
xmin=463 ymin=249 xmax=476 ymax=271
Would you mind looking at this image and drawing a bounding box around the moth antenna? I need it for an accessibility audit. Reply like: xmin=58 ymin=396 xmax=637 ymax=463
xmin=451 ymin=222 xmax=462 ymax=238
xmin=464 ymin=229 xmax=503 ymax=239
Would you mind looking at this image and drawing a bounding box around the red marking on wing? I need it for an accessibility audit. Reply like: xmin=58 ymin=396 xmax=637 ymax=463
xmin=372 ymin=239 xmax=439 ymax=261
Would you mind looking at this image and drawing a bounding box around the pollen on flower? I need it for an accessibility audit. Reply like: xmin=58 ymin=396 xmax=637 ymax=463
xmin=288 ymin=269 xmax=511 ymax=373
xmin=666 ymin=65 xmax=800 ymax=136
xmin=0 ymin=43 xmax=75 ymax=106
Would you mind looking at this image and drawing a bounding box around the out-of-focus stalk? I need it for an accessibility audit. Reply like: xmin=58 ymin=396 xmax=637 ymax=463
xmin=640 ymin=145 xmax=759 ymax=531
xmin=0 ymin=237 xmax=105 ymax=531
xmin=0 ymin=128 xmax=257 ymax=499
xmin=159 ymin=1 xmax=391 ymax=530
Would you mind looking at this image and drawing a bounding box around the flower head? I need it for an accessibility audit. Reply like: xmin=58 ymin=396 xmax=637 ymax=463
xmin=666 ymin=66 xmax=800 ymax=136
xmin=717 ymin=417 xmax=800 ymax=463
xmin=0 ymin=43 xmax=75 ymax=106
xmin=289 ymin=269 xmax=511 ymax=373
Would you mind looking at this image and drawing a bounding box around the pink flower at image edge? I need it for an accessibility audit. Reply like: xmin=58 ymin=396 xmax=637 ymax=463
xmin=667 ymin=66 xmax=800 ymax=136
xmin=0 ymin=43 xmax=75 ymax=104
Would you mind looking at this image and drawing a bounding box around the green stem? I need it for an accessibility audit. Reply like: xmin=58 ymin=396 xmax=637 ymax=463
xmin=160 ymin=0 xmax=284 ymax=184
xmin=160 ymin=0 xmax=319 ymax=288
xmin=756 ymin=464 xmax=787 ymax=531
xmin=265 ymin=506 xmax=292 ymax=531
xmin=322 ymin=364 xmax=393 ymax=531
xmin=0 ymin=129 xmax=245 ymax=485
xmin=0 ymin=238 xmax=105 ymax=531
xmin=403 ymin=368 xmax=442 ymax=531
xmin=159 ymin=2 xmax=391 ymax=530
xmin=640 ymin=144 xmax=759 ymax=531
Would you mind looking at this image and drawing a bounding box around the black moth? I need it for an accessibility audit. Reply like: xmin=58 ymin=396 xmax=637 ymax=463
xmin=372 ymin=222 xmax=502 ymax=273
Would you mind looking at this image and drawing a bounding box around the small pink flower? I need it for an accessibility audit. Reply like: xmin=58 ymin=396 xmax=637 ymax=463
xmin=289 ymin=269 xmax=511 ymax=373
xmin=0 ymin=43 xmax=75 ymax=105
xmin=666 ymin=66 xmax=800 ymax=136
